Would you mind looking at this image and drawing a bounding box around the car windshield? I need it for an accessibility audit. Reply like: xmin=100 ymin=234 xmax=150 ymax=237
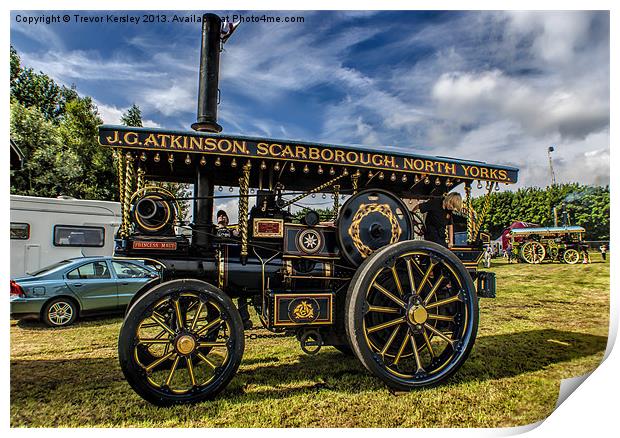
xmin=27 ymin=260 xmax=73 ymax=276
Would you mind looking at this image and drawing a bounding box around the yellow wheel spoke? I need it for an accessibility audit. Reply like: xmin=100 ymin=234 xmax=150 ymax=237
xmin=154 ymin=329 xmax=167 ymax=339
xmin=197 ymin=341 xmax=227 ymax=348
xmin=196 ymin=352 xmax=217 ymax=369
xmin=427 ymin=313 xmax=455 ymax=322
xmin=410 ymin=257 xmax=425 ymax=277
xmin=422 ymin=328 xmax=435 ymax=358
xmin=195 ymin=317 xmax=222 ymax=336
xmin=372 ymin=282 xmax=406 ymax=308
xmin=424 ymin=323 xmax=455 ymax=346
xmin=405 ymin=258 xmax=417 ymax=294
xmin=174 ymin=299 xmax=184 ymax=329
xmin=423 ymin=274 xmax=445 ymax=305
xmin=380 ymin=326 xmax=401 ymax=356
xmin=393 ymin=332 xmax=410 ymax=365
xmin=139 ymin=338 xmax=172 ymax=345
xmin=187 ymin=357 xmax=196 ymax=386
xmin=145 ymin=351 xmax=175 ymax=372
xmin=367 ymin=305 xmax=401 ymax=314
xmin=391 ymin=266 xmax=404 ymax=296
xmin=165 ymin=355 xmax=181 ymax=386
xmin=367 ymin=316 xmax=406 ymax=334
xmin=190 ymin=301 xmax=205 ymax=331
xmin=416 ymin=261 xmax=437 ymax=295
xmin=425 ymin=294 xmax=462 ymax=310
xmin=150 ymin=312 xmax=175 ymax=336
xmin=409 ymin=335 xmax=425 ymax=373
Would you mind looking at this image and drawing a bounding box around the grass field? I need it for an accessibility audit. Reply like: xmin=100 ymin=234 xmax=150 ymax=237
xmin=10 ymin=255 xmax=610 ymax=428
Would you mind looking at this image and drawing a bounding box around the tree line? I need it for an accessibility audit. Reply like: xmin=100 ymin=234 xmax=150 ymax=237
xmin=9 ymin=47 xmax=610 ymax=240
xmin=471 ymin=184 xmax=609 ymax=241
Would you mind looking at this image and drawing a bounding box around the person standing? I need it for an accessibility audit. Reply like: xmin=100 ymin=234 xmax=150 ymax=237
xmin=411 ymin=192 xmax=463 ymax=247
xmin=600 ymin=244 xmax=608 ymax=261
xmin=483 ymin=245 xmax=492 ymax=268
xmin=582 ymin=246 xmax=591 ymax=264
xmin=506 ymin=243 xmax=513 ymax=263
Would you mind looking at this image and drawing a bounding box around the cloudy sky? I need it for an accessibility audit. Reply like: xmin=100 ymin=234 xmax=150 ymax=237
xmin=11 ymin=10 xmax=610 ymax=190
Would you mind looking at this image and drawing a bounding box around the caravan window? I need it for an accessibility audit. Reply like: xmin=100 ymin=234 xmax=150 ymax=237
xmin=10 ymin=223 xmax=30 ymax=240
xmin=53 ymin=225 xmax=105 ymax=247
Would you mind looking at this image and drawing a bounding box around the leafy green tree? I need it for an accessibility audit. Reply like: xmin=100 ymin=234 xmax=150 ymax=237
xmin=120 ymin=104 xmax=143 ymax=127
xmin=10 ymin=100 xmax=63 ymax=195
xmin=11 ymin=46 xmax=82 ymax=123
xmin=10 ymin=97 xmax=116 ymax=200
xmin=57 ymin=98 xmax=116 ymax=200
xmin=10 ymin=46 xmax=20 ymax=84
xmin=292 ymin=207 xmax=337 ymax=222
xmin=10 ymin=46 xmax=116 ymax=200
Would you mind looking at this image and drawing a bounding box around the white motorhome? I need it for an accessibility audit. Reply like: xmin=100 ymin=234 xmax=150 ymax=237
xmin=10 ymin=195 xmax=121 ymax=278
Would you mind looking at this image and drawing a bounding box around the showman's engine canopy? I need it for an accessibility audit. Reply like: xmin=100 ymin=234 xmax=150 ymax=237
xmin=99 ymin=13 xmax=519 ymax=406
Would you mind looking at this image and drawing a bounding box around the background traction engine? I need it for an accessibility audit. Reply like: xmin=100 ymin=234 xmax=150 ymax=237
xmin=509 ymin=226 xmax=587 ymax=264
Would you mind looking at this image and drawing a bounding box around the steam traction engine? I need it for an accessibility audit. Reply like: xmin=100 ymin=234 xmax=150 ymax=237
xmin=509 ymin=226 xmax=587 ymax=264
xmin=101 ymin=14 xmax=519 ymax=406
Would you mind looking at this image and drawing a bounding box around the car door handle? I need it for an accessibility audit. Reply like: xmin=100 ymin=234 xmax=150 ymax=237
xmin=121 ymin=282 xmax=129 ymax=285
xmin=73 ymin=283 xmax=83 ymax=287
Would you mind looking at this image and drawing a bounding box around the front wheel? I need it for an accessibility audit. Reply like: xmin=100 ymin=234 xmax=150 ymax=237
xmin=345 ymin=240 xmax=479 ymax=391
xmin=118 ymin=279 xmax=245 ymax=406
xmin=563 ymin=249 xmax=580 ymax=264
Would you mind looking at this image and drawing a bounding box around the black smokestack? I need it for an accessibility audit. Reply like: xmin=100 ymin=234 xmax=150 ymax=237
xmin=191 ymin=13 xmax=223 ymax=133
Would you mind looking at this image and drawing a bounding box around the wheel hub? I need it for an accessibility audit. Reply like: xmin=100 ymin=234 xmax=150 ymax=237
xmin=175 ymin=334 xmax=196 ymax=355
xmin=408 ymin=304 xmax=428 ymax=325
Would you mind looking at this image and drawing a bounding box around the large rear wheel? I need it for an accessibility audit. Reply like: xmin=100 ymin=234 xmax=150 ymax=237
xmin=345 ymin=240 xmax=478 ymax=391
xmin=521 ymin=241 xmax=546 ymax=264
xmin=118 ymin=279 xmax=244 ymax=406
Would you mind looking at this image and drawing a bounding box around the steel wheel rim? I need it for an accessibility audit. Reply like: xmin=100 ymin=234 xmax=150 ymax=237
xmin=48 ymin=302 xmax=73 ymax=325
xmin=132 ymin=292 xmax=232 ymax=395
xmin=564 ymin=249 xmax=579 ymax=264
xmin=362 ymin=251 xmax=471 ymax=380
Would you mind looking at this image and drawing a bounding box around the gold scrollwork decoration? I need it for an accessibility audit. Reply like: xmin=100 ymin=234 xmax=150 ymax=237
xmin=348 ymin=203 xmax=402 ymax=259
xmin=292 ymin=301 xmax=315 ymax=320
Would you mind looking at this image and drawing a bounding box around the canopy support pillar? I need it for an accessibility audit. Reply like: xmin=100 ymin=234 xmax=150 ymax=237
xmin=194 ymin=165 xmax=214 ymax=250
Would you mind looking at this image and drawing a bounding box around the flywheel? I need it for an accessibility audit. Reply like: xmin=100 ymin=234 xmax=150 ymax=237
xmin=337 ymin=189 xmax=412 ymax=266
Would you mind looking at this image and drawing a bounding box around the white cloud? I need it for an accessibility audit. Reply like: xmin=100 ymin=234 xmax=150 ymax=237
xmin=431 ymin=70 xmax=609 ymax=140
xmin=136 ymin=79 xmax=196 ymax=117
xmin=506 ymin=11 xmax=593 ymax=65
xmin=20 ymin=50 xmax=166 ymax=82
xmin=12 ymin=19 xmax=64 ymax=50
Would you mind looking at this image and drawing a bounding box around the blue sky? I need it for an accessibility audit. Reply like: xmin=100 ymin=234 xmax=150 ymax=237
xmin=11 ymin=10 xmax=610 ymax=189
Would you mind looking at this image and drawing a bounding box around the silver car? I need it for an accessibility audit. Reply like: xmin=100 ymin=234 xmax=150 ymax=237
xmin=10 ymin=257 xmax=159 ymax=327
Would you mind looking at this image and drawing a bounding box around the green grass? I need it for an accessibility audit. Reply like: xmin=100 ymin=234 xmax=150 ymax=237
xmin=11 ymin=255 xmax=610 ymax=427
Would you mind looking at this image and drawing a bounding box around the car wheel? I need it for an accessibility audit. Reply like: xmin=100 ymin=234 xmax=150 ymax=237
xmin=43 ymin=298 xmax=78 ymax=327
